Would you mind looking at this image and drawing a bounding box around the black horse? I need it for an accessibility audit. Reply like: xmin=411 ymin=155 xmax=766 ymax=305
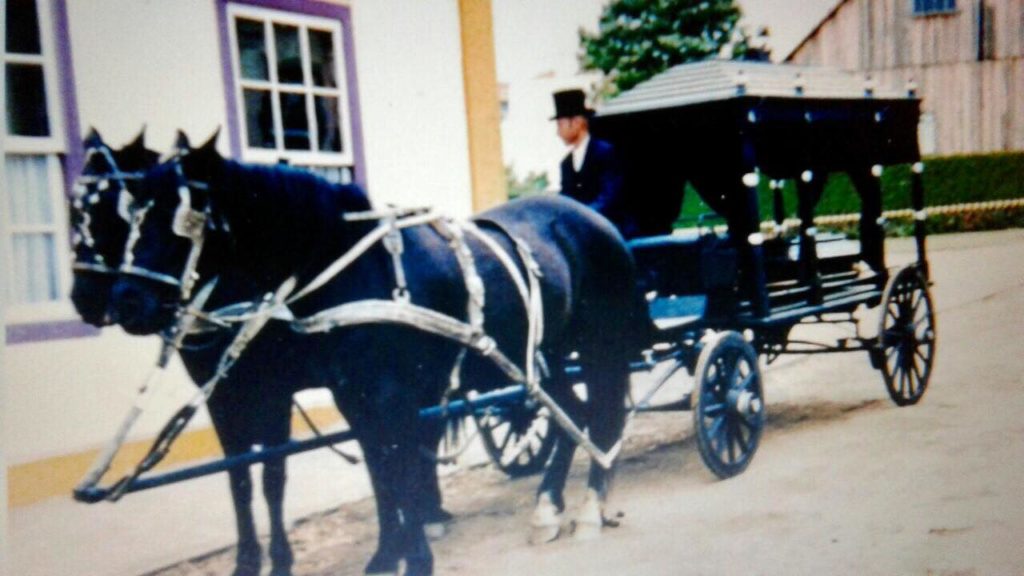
xmin=70 ymin=128 xmax=160 ymax=325
xmin=70 ymin=131 xmax=460 ymax=576
xmin=109 ymin=135 xmax=642 ymax=575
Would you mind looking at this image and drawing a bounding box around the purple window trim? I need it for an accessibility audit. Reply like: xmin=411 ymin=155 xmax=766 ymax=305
xmin=54 ymin=0 xmax=83 ymax=198
xmin=214 ymin=0 xmax=367 ymax=191
xmin=5 ymin=0 xmax=90 ymax=346
xmin=6 ymin=320 xmax=100 ymax=345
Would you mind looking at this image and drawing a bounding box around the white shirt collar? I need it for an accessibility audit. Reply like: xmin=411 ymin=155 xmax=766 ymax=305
xmin=571 ymin=133 xmax=591 ymax=172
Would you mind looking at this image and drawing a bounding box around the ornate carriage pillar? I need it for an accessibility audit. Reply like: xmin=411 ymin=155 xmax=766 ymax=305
xmin=911 ymin=161 xmax=929 ymax=278
xmin=847 ymin=165 xmax=886 ymax=275
xmin=795 ymin=170 xmax=825 ymax=304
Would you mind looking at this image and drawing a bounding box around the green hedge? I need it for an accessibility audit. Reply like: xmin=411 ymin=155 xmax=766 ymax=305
xmin=675 ymin=151 xmax=1024 ymax=227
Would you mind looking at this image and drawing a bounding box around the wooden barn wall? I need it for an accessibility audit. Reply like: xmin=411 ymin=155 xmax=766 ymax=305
xmin=788 ymin=0 xmax=1024 ymax=155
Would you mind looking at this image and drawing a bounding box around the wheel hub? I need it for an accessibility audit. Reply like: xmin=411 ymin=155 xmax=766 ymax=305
xmin=728 ymin=389 xmax=761 ymax=417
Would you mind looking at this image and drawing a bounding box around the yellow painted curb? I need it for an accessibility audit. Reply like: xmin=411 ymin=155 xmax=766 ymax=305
xmin=8 ymin=406 xmax=343 ymax=507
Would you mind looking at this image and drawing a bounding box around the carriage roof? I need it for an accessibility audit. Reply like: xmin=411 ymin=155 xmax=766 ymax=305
xmin=591 ymin=60 xmax=924 ymax=233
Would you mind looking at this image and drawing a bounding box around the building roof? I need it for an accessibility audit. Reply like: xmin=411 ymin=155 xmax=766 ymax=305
xmin=596 ymin=59 xmax=911 ymax=118
xmin=782 ymin=0 xmax=850 ymax=61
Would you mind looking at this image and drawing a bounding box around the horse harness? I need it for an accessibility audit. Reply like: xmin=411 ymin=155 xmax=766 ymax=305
xmin=85 ymin=173 xmax=621 ymax=500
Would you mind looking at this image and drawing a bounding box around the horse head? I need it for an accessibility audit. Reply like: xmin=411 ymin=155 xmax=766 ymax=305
xmin=69 ymin=127 xmax=160 ymax=326
xmin=110 ymin=130 xmax=224 ymax=335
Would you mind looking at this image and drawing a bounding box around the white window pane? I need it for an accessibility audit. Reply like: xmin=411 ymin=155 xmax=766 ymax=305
xmin=11 ymin=233 xmax=59 ymax=303
xmin=5 ymin=63 xmax=52 ymax=137
xmin=243 ymin=88 xmax=275 ymax=148
xmin=6 ymin=0 xmax=43 ymax=55
xmin=273 ymin=23 xmax=303 ymax=84
xmin=235 ymin=18 xmax=269 ymax=80
xmin=308 ymin=28 xmax=335 ymax=88
xmin=5 ymin=154 xmax=53 ymax=225
xmin=280 ymin=92 xmax=311 ymax=150
xmin=315 ymin=95 xmax=342 ymax=152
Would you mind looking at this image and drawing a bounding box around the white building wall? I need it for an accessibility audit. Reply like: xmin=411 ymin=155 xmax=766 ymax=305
xmin=349 ymin=0 xmax=473 ymax=217
xmin=66 ymin=0 xmax=228 ymax=154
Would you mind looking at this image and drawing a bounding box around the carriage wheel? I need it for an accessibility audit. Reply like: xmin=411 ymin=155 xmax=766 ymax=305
xmin=476 ymin=397 xmax=555 ymax=478
xmin=692 ymin=331 xmax=765 ymax=479
xmin=877 ymin=265 xmax=936 ymax=406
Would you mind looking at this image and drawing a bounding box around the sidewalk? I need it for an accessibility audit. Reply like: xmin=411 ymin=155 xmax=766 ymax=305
xmin=10 ymin=423 xmax=490 ymax=576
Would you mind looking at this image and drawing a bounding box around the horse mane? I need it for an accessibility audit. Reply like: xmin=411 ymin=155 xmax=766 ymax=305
xmin=216 ymin=159 xmax=371 ymax=216
xmin=210 ymin=158 xmax=374 ymax=287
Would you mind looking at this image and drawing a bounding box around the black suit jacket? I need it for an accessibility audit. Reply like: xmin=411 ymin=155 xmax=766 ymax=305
xmin=560 ymin=138 xmax=636 ymax=238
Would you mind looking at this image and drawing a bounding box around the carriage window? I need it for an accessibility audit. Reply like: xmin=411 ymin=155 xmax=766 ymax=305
xmin=3 ymin=0 xmax=73 ymax=316
xmin=228 ymin=5 xmax=354 ymax=168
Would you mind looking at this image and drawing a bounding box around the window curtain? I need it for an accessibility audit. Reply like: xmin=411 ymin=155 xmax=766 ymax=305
xmin=5 ymin=154 xmax=59 ymax=303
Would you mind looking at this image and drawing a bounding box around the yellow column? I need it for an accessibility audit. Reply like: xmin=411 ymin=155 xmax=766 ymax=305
xmin=458 ymin=0 xmax=507 ymax=212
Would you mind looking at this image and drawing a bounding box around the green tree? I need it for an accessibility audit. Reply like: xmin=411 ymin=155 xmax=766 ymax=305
xmin=580 ymin=0 xmax=754 ymax=94
xmin=505 ymin=166 xmax=551 ymax=200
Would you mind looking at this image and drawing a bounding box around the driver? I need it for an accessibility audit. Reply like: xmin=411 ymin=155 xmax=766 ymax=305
xmin=552 ymin=89 xmax=638 ymax=239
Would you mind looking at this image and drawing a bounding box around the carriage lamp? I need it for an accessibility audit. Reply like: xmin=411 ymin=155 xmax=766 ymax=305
xmin=793 ymin=72 xmax=804 ymax=96
xmin=747 ymin=232 xmax=764 ymax=246
xmin=872 ymin=164 xmax=884 ymax=178
xmin=912 ymin=162 xmax=925 ymax=174
xmin=801 ymin=169 xmax=814 ymax=183
xmin=742 ymin=171 xmax=760 ymax=187
xmin=906 ymin=79 xmax=918 ymax=97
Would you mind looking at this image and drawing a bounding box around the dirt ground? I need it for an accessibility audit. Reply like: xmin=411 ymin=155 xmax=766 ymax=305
xmin=147 ymin=230 xmax=1024 ymax=576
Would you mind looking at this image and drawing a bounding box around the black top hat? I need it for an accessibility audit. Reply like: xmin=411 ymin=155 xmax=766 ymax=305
xmin=551 ymin=89 xmax=594 ymax=119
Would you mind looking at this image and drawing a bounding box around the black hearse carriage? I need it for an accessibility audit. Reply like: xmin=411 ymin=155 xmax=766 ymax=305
xmin=584 ymin=60 xmax=936 ymax=476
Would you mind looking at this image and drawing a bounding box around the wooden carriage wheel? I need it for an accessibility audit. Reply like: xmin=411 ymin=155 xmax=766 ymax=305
xmin=877 ymin=265 xmax=936 ymax=406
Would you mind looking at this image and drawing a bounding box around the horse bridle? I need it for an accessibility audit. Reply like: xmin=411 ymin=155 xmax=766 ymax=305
xmin=120 ymin=158 xmax=211 ymax=303
xmin=71 ymin=144 xmax=145 ymax=275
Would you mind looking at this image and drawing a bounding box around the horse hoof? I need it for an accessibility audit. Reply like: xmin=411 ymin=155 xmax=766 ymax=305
xmin=571 ymin=518 xmax=602 ymax=541
xmin=365 ymin=555 xmax=399 ymax=576
xmin=424 ymin=521 xmax=446 ymax=540
xmin=529 ymin=492 xmax=563 ymax=545
xmin=529 ymin=523 xmax=562 ymax=545
xmin=572 ymin=488 xmax=605 ymax=541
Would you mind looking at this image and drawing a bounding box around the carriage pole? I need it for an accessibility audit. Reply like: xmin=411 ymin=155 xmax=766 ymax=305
xmin=74 ymin=385 xmax=529 ymax=503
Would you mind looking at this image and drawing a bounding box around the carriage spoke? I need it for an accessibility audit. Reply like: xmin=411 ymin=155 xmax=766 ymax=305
xmin=737 ymin=370 xmax=755 ymax=393
xmin=733 ymin=419 xmax=750 ymax=455
xmin=702 ymin=401 xmax=727 ymax=417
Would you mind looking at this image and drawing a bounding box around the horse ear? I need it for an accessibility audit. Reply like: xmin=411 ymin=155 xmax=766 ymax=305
xmin=84 ymin=127 xmax=104 ymax=149
xmin=198 ymin=127 xmax=221 ymax=153
xmin=126 ymin=125 xmax=147 ymax=151
xmin=182 ymin=127 xmax=221 ymax=183
xmin=174 ymin=130 xmax=192 ymax=157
